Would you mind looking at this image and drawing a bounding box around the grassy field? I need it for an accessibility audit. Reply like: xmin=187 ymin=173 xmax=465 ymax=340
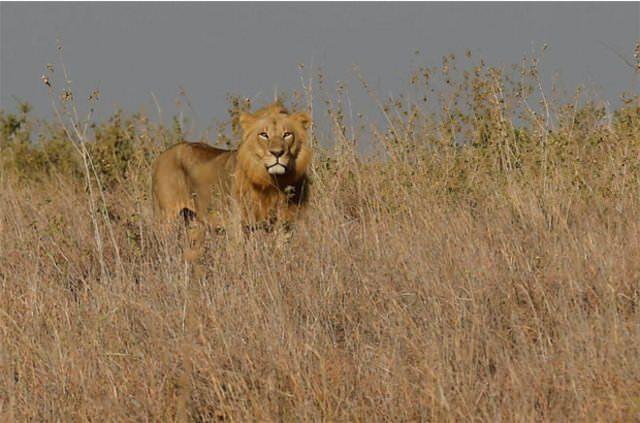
xmin=1 ymin=50 xmax=639 ymax=420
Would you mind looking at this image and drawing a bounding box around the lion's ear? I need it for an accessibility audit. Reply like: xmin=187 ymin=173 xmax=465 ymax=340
xmin=292 ymin=111 xmax=312 ymax=130
xmin=239 ymin=111 xmax=256 ymax=133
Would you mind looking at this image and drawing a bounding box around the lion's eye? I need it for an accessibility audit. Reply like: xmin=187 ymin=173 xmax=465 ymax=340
xmin=283 ymin=132 xmax=294 ymax=141
xmin=258 ymin=132 xmax=269 ymax=140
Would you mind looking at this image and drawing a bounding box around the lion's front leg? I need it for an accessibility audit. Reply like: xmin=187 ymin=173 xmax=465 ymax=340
xmin=278 ymin=202 xmax=305 ymax=230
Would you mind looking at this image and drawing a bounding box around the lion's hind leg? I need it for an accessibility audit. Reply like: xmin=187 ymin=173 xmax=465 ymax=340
xmin=182 ymin=210 xmax=206 ymax=264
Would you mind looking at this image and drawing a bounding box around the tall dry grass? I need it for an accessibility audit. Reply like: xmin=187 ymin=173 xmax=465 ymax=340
xmin=1 ymin=46 xmax=639 ymax=420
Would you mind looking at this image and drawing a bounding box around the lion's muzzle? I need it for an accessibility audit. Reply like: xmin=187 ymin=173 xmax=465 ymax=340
xmin=265 ymin=151 xmax=289 ymax=175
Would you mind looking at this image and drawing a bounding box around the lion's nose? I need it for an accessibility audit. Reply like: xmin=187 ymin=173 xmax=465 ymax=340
xmin=270 ymin=148 xmax=284 ymax=158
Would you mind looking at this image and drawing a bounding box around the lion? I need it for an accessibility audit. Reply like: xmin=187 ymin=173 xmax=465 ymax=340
xmin=151 ymin=102 xmax=312 ymax=261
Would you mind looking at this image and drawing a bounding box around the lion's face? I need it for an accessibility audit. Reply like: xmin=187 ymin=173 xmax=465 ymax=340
xmin=237 ymin=104 xmax=312 ymax=187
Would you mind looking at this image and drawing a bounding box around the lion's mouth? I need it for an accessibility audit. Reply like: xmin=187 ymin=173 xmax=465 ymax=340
xmin=267 ymin=163 xmax=287 ymax=175
xmin=265 ymin=154 xmax=289 ymax=175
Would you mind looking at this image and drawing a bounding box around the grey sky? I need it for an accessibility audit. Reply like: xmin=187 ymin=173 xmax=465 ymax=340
xmin=1 ymin=2 xmax=638 ymax=137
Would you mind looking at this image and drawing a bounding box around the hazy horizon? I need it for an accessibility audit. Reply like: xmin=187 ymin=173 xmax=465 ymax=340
xmin=1 ymin=2 xmax=638 ymax=136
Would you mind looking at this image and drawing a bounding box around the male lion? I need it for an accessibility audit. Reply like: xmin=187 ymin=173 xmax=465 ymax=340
xmin=152 ymin=102 xmax=312 ymax=261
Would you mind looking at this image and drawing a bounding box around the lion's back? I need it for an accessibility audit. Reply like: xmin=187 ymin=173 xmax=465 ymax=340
xmin=152 ymin=142 xmax=236 ymax=222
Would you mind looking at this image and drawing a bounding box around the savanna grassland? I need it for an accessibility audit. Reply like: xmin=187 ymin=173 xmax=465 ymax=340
xmin=1 ymin=47 xmax=639 ymax=421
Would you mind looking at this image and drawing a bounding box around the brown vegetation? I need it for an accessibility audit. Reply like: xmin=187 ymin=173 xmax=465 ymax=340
xmin=1 ymin=48 xmax=639 ymax=420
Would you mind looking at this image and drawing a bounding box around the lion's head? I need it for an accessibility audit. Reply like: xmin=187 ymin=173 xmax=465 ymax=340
xmin=236 ymin=102 xmax=312 ymax=188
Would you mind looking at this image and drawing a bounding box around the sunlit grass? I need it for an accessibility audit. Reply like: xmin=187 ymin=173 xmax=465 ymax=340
xmin=1 ymin=45 xmax=639 ymax=420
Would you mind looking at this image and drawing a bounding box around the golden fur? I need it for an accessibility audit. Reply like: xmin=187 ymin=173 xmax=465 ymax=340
xmin=151 ymin=102 xmax=312 ymax=260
